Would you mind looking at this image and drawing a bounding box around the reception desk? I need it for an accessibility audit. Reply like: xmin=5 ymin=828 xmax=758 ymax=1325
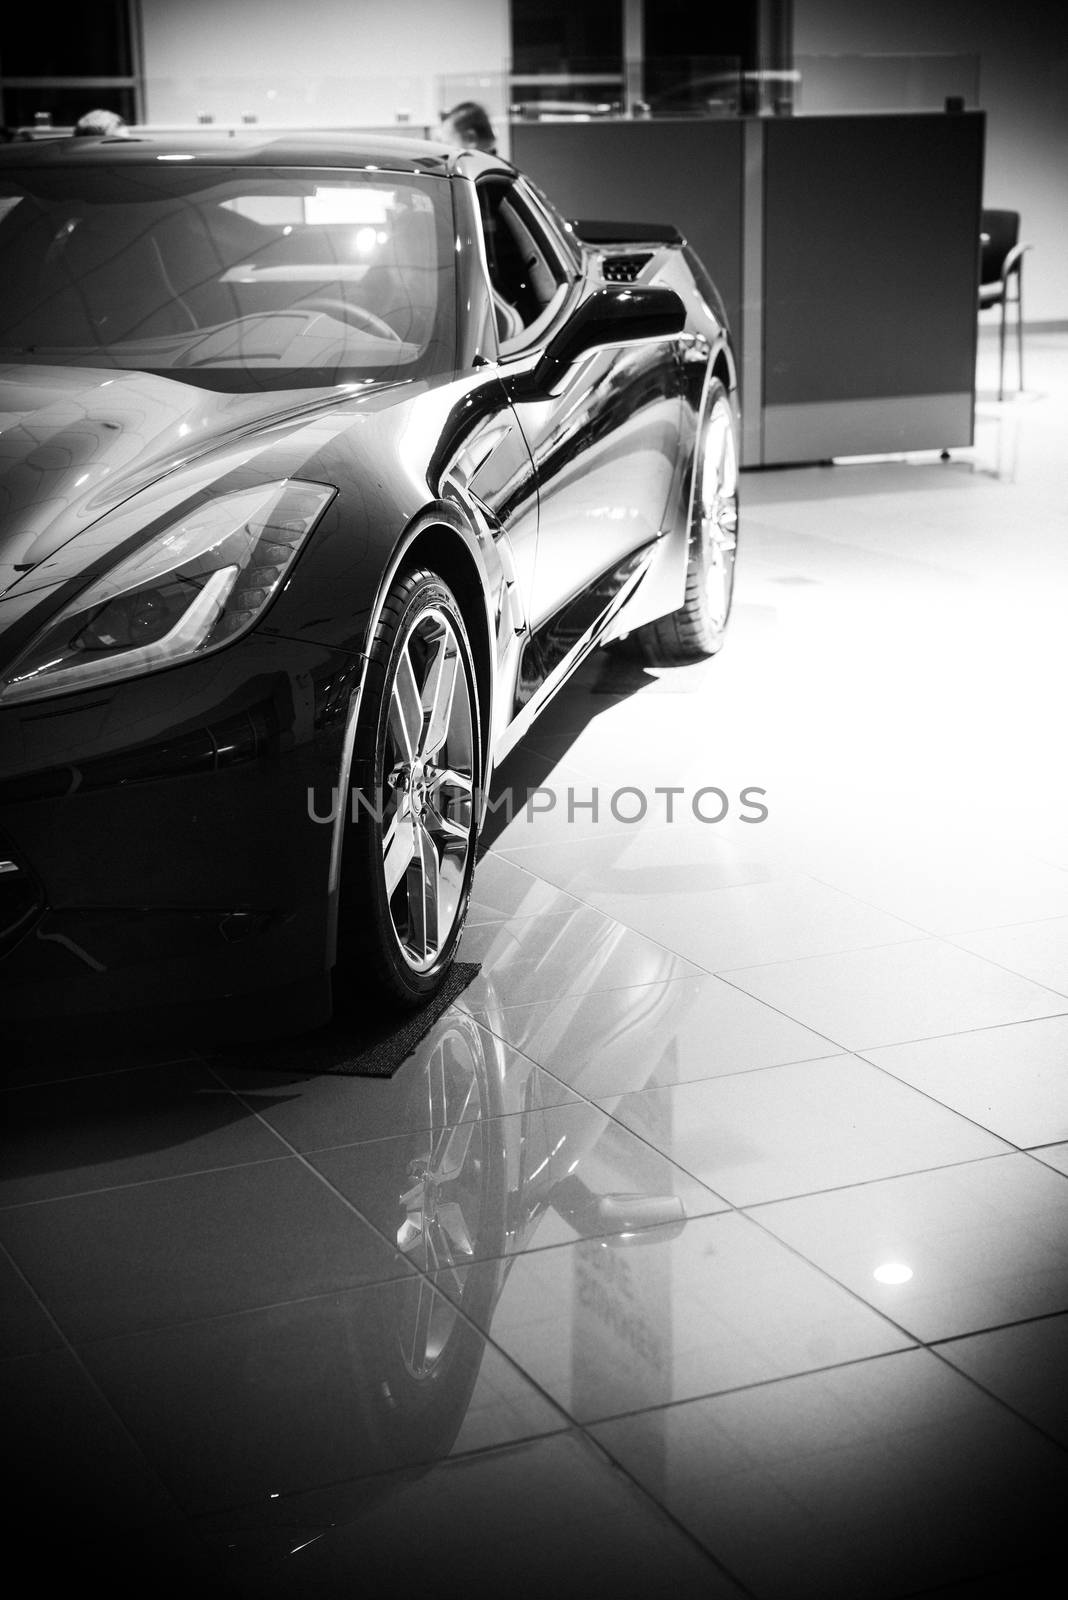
xmin=512 ymin=113 xmax=985 ymax=466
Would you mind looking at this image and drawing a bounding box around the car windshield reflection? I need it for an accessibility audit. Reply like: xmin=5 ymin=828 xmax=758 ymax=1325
xmin=0 ymin=165 xmax=457 ymax=392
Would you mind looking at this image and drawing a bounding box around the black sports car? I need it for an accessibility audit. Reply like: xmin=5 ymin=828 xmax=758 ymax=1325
xmin=0 ymin=133 xmax=738 ymax=1030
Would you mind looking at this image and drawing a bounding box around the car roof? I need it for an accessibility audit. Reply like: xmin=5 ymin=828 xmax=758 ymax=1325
xmin=0 ymin=130 xmax=465 ymax=177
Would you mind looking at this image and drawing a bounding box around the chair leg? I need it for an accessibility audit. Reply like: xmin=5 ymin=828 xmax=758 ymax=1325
xmin=998 ymin=292 xmax=1007 ymax=402
xmin=1015 ymin=274 xmax=1024 ymax=394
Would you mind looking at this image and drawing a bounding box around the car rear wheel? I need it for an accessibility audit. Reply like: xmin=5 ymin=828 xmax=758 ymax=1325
xmin=632 ymin=376 xmax=738 ymax=663
xmin=337 ymin=568 xmax=481 ymax=1009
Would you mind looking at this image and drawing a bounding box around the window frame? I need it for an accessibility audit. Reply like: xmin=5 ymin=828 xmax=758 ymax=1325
xmin=0 ymin=0 xmax=143 ymax=132
xmin=474 ymin=173 xmax=581 ymax=361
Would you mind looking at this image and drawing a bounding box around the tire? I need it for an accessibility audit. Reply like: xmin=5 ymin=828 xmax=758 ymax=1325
xmin=336 ymin=567 xmax=481 ymax=1009
xmin=632 ymin=375 xmax=739 ymax=664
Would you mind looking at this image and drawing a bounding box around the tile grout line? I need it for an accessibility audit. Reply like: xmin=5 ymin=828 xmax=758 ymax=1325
xmin=566 ymin=1422 xmax=761 ymax=1599
xmin=197 ymin=1063 xmax=786 ymax=1589
xmin=738 ymin=1148 xmax=1047 ymax=1211
xmin=939 ymin=929 xmax=1068 ymax=1000
xmin=732 ymin=1193 xmax=1068 ymax=1461
xmin=408 ymin=1004 xmax=1068 ymax=1446
xmin=0 ymin=1148 xmax=297 ymax=1212
xmin=0 ymin=1237 xmax=232 ymax=1575
xmin=712 ymin=964 xmax=1068 ymax=1053
xmin=480 ymin=837 xmax=1068 ymax=1025
xmin=462 ymin=1012 xmax=736 ymax=1200
xmin=460 ymin=1006 xmax=1068 ymax=1454
xmin=1 ymin=1050 xmax=205 ymax=1095
xmin=198 ymin=1057 xmax=585 ymax=1428
xmin=847 ymin=1046 xmax=1068 ymax=1158
xmin=213 ymin=1044 xmax=1064 ymax=1556
xmin=847 ymin=1007 xmax=1068 ymax=1055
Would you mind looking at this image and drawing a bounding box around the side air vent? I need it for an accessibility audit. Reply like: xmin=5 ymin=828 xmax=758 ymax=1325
xmin=601 ymin=253 xmax=653 ymax=284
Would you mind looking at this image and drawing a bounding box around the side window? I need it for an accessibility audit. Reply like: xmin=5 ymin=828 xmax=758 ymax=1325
xmin=521 ymin=177 xmax=584 ymax=270
xmin=477 ymin=179 xmax=571 ymax=353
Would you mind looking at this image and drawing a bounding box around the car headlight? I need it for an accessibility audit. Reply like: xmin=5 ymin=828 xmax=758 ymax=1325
xmin=0 ymin=479 xmax=334 ymax=705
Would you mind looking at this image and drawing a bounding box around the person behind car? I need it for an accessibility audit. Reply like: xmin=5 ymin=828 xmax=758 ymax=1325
xmin=440 ymin=101 xmax=497 ymax=155
xmin=73 ymin=109 xmax=129 ymax=137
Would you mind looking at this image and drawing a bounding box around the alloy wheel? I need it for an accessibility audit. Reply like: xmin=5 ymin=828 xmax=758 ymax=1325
xmin=380 ymin=606 xmax=475 ymax=974
xmin=394 ymin=1026 xmax=487 ymax=1379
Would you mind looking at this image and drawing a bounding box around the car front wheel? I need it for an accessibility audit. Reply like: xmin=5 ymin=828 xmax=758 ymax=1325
xmin=337 ymin=567 xmax=481 ymax=1009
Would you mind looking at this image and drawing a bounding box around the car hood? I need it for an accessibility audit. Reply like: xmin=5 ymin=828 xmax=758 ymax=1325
xmin=0 ymin=364 xmax=351 ymax=595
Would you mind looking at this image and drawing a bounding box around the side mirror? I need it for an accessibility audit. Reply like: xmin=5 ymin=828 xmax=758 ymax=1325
xmin=508 ymin=283 xmax=687 ymax=399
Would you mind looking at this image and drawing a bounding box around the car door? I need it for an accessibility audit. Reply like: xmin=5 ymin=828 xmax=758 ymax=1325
xmin=476 ymin=175 xmax=685 ymax=640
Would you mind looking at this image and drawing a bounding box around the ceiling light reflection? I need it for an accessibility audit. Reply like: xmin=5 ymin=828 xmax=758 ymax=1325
xmin=873 ymin=1261 xmax=913 ymax=1285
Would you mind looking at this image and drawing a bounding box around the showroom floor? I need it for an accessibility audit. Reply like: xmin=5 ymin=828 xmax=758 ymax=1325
xmin=3 ymin=331 xmax=1067 ymax=1600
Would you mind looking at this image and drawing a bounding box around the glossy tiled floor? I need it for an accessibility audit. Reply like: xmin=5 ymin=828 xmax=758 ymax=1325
xmin=4 ymin=334 xmax=1068 ymax=1599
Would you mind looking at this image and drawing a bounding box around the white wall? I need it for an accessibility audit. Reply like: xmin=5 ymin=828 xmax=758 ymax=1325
xmin=140 ymin=0 xmax=510 ymax=139
xmin=794 ymin=1 xmax=1068 ymax=321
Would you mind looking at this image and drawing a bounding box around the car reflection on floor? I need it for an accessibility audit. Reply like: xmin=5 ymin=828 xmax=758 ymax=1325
xmin=0 ymin=936 xmax=731 ymax=1598
xmin=196 ymin=985 xmax=711 ymax=1592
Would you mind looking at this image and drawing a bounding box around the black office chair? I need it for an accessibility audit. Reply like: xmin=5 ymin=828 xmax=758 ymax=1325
xmin=979 ymin=209 xmax=1032 ymax=401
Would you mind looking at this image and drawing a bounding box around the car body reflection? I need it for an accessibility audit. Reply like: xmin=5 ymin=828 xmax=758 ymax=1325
xmin=388 ymin=999 xmax=687 ymax=1387
xmin=202 ymin=962 xmax=698 ymax=1584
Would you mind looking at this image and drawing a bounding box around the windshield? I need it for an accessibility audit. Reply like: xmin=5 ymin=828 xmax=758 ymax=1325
xmin=0 ymin=164 xmax=457 ymax=393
